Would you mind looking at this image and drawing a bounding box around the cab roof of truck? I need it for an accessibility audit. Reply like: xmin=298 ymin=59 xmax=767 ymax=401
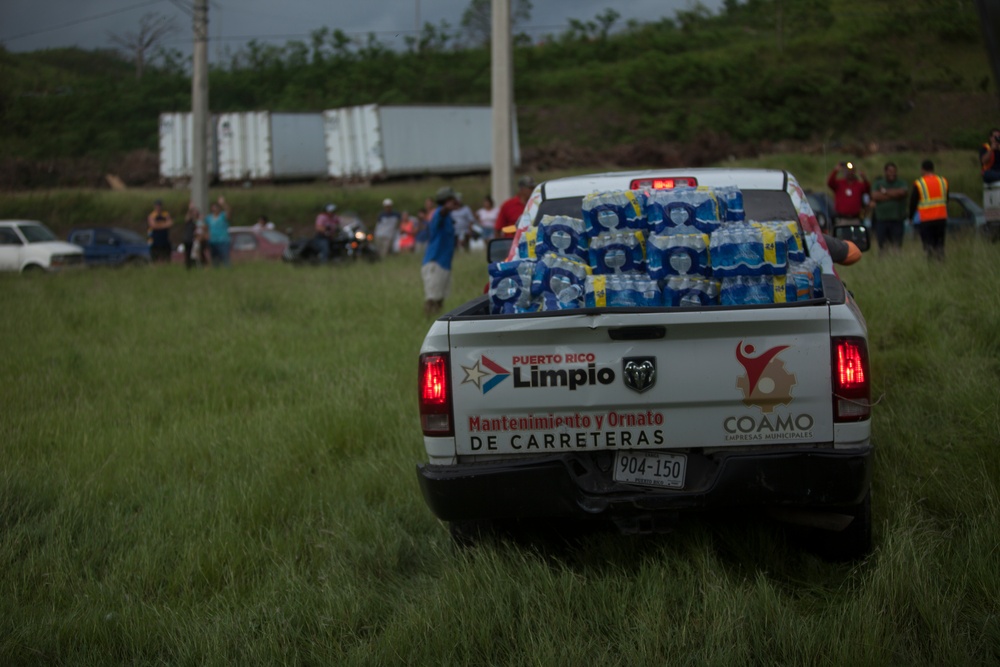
xmin=538 ymin=168 xmax=790 ymax=199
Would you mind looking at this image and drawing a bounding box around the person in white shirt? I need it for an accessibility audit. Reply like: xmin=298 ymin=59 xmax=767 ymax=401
xmin=374 ymin=198 xmax=401 ymax=258
xmin=476 ymin=195 xmax=498 ymax=241
xmin=450 ymin=192 xmax=477 ymax=251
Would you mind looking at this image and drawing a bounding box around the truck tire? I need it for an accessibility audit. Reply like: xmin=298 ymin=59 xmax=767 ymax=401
xmin=809 ymin=490 xmax=872 ymax=562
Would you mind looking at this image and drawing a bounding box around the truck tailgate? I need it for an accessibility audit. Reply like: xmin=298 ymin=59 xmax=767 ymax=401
xmin=448 ymin=305 xmax=834 ymax=456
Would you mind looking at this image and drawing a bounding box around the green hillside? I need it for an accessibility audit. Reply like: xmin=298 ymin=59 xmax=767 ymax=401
xmin=0 ymin=0 xmax=995 ymax=187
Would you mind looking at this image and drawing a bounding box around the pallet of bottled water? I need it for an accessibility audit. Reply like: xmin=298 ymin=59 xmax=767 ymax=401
xmin=488 ymin=185 xmax=823 ymax=314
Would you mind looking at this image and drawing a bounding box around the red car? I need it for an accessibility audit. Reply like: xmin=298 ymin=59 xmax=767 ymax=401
xmin=173 ymin=225 xmax=289 ymax=263
xmin=229 ymin=226 xmax=289 ymax=261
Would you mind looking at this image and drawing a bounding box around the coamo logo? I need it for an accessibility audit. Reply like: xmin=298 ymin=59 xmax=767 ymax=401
xmin=734 ymin=341 xmax=796 ymax=413
xmin=461 ymin=356 xmax=510 ymax=395
xmin=725 ymin=341 xmax=814 ymax=440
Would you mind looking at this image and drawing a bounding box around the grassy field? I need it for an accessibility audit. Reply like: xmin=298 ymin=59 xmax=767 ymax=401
xmin=2 ymin=193 xmax=1000 ymax=665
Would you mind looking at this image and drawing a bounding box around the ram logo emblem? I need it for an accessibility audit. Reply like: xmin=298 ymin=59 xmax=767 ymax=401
xmin=623 ymin=357 xmax=657 ymax=393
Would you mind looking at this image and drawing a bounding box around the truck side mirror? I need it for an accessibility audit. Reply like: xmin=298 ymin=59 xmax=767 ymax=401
xmin=833 ymin=225 xmax=871 ymax=252
xmin=487 ymin=237 xmax=514 ymax=264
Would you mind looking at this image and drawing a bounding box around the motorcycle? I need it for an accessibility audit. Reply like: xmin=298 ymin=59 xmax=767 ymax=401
xmin=283 ymin=218 xmax=380 ymax=265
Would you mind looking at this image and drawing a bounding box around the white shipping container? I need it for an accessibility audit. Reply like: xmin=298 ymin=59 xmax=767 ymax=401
xmin=323 ymin=105 xmax=520 ymax=180
xmin=158 ymin=112 xmax=218 ymax=181
xmin=217 ymin=112 xmax=327 ymax=182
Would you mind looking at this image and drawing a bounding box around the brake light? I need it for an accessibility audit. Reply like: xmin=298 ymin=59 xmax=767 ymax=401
xmin=419 ymin=353 xmax=453 ymax=435
xmin=630 ymin=177 xmax=698 ymax=190
xmin=832 ymin=337 xmax=870 ymax=421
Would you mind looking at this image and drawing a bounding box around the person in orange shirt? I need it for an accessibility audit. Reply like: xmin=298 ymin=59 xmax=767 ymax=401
xmin=908 ymin=159 xmax=949 ymax=260
xmin=494 ymin=175 xmax=535 ymax=238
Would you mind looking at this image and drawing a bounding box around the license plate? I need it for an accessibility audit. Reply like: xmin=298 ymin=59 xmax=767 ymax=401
xmin=613 ymin=451 xmax=687 ymax=489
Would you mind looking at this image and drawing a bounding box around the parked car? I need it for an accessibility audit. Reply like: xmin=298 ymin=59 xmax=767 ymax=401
xmin=172 ymin=226 xmax=290 ymax=264
xmin=946 ymin=193 xmax=986 ymax=233
xmin=804 ymin=190 xmax=834 ymax=232
xmin=68 ymin=227 xmax=150 ymax=267
xmin=230 ymin=226 xmax=289 ymax=261
xmin=903 ymin=192 xmax=985 ymax=238
xmin=0 ymin=220 xmax=84 ymax=273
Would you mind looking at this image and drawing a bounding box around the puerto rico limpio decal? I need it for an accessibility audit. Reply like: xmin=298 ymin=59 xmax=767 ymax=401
xmin=735 ymin=341 xmax=796 ymax=413
xmin=462 ymin=356 xmax=510 ymax=394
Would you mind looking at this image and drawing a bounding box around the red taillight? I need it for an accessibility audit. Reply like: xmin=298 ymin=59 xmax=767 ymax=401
xmin=630 ymin=177 xmax=698 ymax=190
xmin=833 ymin=337 xmax=870 ymax=421
xmin=419 ymin=353 xmax=453 ymax=435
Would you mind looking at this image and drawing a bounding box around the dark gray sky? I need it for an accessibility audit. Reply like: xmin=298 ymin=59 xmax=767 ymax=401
xmin=1 ymin=0 xmax=725 ymax=57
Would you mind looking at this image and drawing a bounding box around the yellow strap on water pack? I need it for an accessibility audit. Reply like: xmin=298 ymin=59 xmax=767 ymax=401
xmin=762 ymin=228 xmax=777 ymax=266
xmin=592 ymin=275 xmax=607 ymax=307
xmin=524 ymin=228 xmax=537 ymax=259
xmin=635 ymin=230 xmax=646 ymax=258
xmin=625 ymin=191 xmax=642 ymax=219
xmin=773 ymin=275 xmax=787 ymax=303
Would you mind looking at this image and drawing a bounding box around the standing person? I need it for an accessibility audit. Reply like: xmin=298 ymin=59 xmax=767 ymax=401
xmin=396 ymin=212 xmax=416 ymax=253
xmin=476 ymin=195 xmax=498 ymax=241
xmin=826 ymin=162 xmax=870 ymax=228
xmin=909 ymin=159 xmax=950 ymax=260
xmin=495 ymin=176 xmax=535 ymax=238
xmin=314 ymin=203 xmax=341 ymax=263
xmin=181 ymin=203 xmax=203 ymax=269
xmin=979 ymin=128 xmax=1000 ymax=183
xmin=253 ymin=215 xmax=275 ymax=232
xmin=421 ymin=186 xmax=460 ymax=316
xmin=374 ymin=198 xmax=401 ymax=259
xmin=870 ymin=162 xmax=909 ymax=254
xmin=414 ymin=197 xmax=435 ymax=257
xmin=146 ymin=199 xmax=174 ymax=264
xmin=205 ymin=196 xmax=232 ymax=267
xmin=451 ymin=192 xmax=476 ymax=251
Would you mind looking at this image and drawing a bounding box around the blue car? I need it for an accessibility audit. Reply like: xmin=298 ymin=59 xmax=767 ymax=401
xmin=68 ymin=227 xmax=150 ymax=267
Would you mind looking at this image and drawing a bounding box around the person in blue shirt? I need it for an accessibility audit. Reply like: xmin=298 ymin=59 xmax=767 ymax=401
xmin=205 ymin=196 xmax=232 ymax=267
xmin=421 ymin=186 xmax=460 ymax=316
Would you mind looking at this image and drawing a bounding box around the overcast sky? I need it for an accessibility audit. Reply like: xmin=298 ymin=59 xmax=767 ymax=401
xmin=1 ymin=0 xmax=725 ymax=57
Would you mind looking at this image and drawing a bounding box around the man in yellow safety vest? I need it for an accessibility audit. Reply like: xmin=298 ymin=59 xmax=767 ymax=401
xmin=908 ymin=159 xmax=949 ymax=260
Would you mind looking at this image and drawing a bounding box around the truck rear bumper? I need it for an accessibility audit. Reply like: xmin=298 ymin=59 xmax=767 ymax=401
xmin=417 ymin=446 xmax=871 ymax=523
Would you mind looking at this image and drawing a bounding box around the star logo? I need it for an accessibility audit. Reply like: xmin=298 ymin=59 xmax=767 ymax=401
xmin=461 ymin=356 xmax=510 ymax=394
xmin=461 ymin=360 xmax=489 ymax=389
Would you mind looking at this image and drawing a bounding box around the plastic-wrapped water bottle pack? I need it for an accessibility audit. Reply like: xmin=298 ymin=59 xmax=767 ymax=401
xmin=663 ymin=276 xmax=722 ymax=307
xmin=586 ymin=275 xmax=662 ymax=308
xmin=646 ymin=188 xmax=723 ymax=235
xmin=588 ymin=230 xmax=646 ymax=275
xmin=535 ymin=215 xmax=588 ymax=263
xmin=647 ymin=232 xmax=711 ymax=280
xmin=529 ymin=254 xmax=592 ymax=309
xmin=487 ymin=185 xmax=819 ymax=313
xmin=488 ymin=259 xmax=536 ymax=314
xmin=581 ymin=190 xmax=646 ymax=235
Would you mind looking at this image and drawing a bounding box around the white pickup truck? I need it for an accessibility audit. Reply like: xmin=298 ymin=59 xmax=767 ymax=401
xmin=417 ymin=169 xmax=873 ymax=560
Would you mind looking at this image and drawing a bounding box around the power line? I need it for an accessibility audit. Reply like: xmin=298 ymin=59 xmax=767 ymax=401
xmin=167 ymin=0 xmax=192 ymax=17
xmin=1 ymin=0 xmax=164 ymax=43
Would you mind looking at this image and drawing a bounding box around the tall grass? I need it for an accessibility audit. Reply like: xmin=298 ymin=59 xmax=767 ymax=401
xmin=1 ymin=222 xmax=999 ymax=664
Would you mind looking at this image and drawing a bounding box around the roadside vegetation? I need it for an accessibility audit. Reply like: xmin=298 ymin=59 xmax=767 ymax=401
xmin=0 ymin=150 xmax=986 ymax=239
xmin=0 ymin=0 xmax=993 ymax=188
xmin=1 ymin=168 xmax=999 ymax=663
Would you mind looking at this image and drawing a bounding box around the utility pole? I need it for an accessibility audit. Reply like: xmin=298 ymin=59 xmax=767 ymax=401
xmin=975 ymin=0 xmax=1000 ymax=107
xmin=191 ymin=0 xmax=209 ymax=217
xmin=491 ymin=0 xmax=514 ymax=207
